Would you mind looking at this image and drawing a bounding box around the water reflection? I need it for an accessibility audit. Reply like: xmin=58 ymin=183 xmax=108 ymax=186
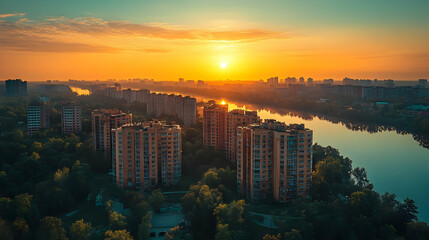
xmin=70 ymin=86 xmax=91 ymax=96
xmin=223 ymin=101 xmax=429 ymax=149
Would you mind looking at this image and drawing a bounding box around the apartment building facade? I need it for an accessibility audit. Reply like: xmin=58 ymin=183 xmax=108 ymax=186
xmin=203 ymin=102 xmax=228 ymax=151
xmin=237 ymin=120 xmax=313 ymax=202
xmin=225 ymin=109 xmax=259 ymax=162
xmin=61 ymin=105 xmax=82 ymax=134
xmin=27 ymin=105 xmax=50 ymax=135
xmin=112 ymin=121 xmax=182 ymax=190
xmin=92 ymin=109 xmax=132 ymax=160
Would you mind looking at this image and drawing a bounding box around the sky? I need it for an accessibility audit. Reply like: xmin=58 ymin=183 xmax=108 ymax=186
xmin=0 ymin=0 xmax=428 ymax=81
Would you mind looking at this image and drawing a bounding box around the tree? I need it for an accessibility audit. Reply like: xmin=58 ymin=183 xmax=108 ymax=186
xmin=352 ymin=167 xmax=370 ymax=188
xmin=12 ymin=193 xmax=33 ymax=218
xmin=215 ymin=223 xmax=232 ymax=240
xmin=311 ymin=156 xmax=354 ymax=200
xmin=262 ymin=233 xmax=281 ymax=240
xmin=137 ymin=212 xmax=152 ymax=240
xmin=13 ymin=218 xmax=29 ymax=240
xmin=214 ymin=200 xmax=245 ymax=230
xmin=182 ymin=184 xmax=223 ymax=238
xmin=397 ymin=198 xmax=419 ymax=227
xmin=284 ymin=229 xmax=303 ymax=240
xmin=149 ymin=189 xmax=165 ymax=213
xmin=164 ymin=226 xmax=181 ymax=240
xmin=350 ymin=188 xmax=379 ymax=217
xmin=406 ymin=222 xmax=429 ymax=240
xmin=109 ymin=211 xmax=127 ymax=230
xmin=104 ymin=230 xmax=133 ymax=240
xmin=69 ymin=219 xmax=92 ymax=240
xmin=37 ymin=216 xmax=68 ymax=240
xmin=378 ymin=225 xmax=397 ymax=240
xmin=0 ymin=218 xmax=13 ymax=240
xmin=31 ymin=141 xmax=43 ymax=153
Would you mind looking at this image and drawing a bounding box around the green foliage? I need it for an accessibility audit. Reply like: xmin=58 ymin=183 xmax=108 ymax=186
xmin=406 ymin=222 xmax=429 ymax=240
xmin=104 ymin=229 xmax=134 ymax=240
xmin=0 ymin=218 xmax=13 ymax=240
xmin=37 ymin=216 xmax=68 ymax=240
xmin=262 ymin=233 xmax=281 ymax=240
xmin=109 ymin=211 xmax=127 ymax=230
xmin=182 ymin=128 xmax=231 ymax=180
xmin=149 ymin=189 xmax=165 ymax=213
xmin=284 ymin=229 xmax=303 ymax=240
xmin=214 ymin=200 xmax=245 ymax=230
xmin=137 ymin=212 xmax=152 ymax=240
xmin=182 ymin=168 xmax=241 ymax=239
xmin=215 ymin=223 xmax=232 ymax=240
xmin=69 ymin=219 xmax=92 ymax=240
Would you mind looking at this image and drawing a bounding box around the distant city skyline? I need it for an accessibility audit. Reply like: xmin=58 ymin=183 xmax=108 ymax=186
xmin=1 ymin=0 xmax=428 ymax=81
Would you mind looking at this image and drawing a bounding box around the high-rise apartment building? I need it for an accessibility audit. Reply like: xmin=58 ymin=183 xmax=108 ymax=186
xmin=182 ymin=96 xmax=197 ymax=127
xmin=123 ymin=89 xmax=136 ymax=104
xmin=237 ymin=120 xmax=313 ymax=202
xmin=146 ymin=93 xmax=196 ymax=127
xmin=225 ymin=109 xmax=259 ymax=161
xmin=61 ymin=105 xmax=82 ymax=134
xmin=112 ymin=121 xmax=182 ymax=190
xmin=203 ymin=102 xmax=228 ymax=151
xmin=27 ymin=105 xmax=50 ymax=135
xmin=92 ymin=109 xmax=132 ymax=160
xmin=5 ymin=79 xmax=27 ymax=96
xmin=136 ymin=89 xmax=151 ymax=105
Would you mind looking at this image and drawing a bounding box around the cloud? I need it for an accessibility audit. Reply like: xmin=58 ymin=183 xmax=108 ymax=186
xmin=0 ymin=36 xmax=118 ymax=53
xmin=0 ymin=16 xmax=288 ymax=53
xmin=0 ymin=13 xmax=25 ymax=18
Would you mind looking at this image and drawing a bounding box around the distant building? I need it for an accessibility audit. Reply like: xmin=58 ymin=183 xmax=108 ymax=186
xmin=203 ymin=102 xmax=228 ymax=151
xmin=237 ymin=120 xmax=313 ymax=202
xmin=92 ymin=109 xmax=132 ymax=160
xmin=285 ymin=77 xmax=296 ymax=84
xmin=179 ymin=78 xmax=184 ymax=83
xmin=197 ymin=80 xmax=205 ymax=87
xmin=323 ymin=79 xmax=334 ymax=85
xmin=112 ymin=121 xmax=182 ymax=189
xmin=225 ymin=109 xmax=259 ymax=162
xmin=147 ymin=93 xmax=196 ymax=127
xmin=61 ymin=105 xmax=82 ymax=134
xmin=114 ymin=83 xmax=122 ymax=92
xmin=27 ymin=105 xmax=50 ymax=135
xmin=123 ymin=89 xmax=136 ymax=104
xmin=5 ymin=79 xmax=27 ymax=96
xmin=307 ymin=78 xmax=313 ymax=85
xmin=135 ymin=89 xmax=151 ymax=105
xmin=267 ymin=77 xmax=279 ymax=85
xmin=182 ymin=96 xmax=197 ymax=127
xmin=0 ymin=82 xmax=5 ymax=96
xmin=299 ymin=77 xmax=305 ymax=84
xmin=418 ymin=79 xmax=428 ymax=88
xmin=384 ymin=79 xmax=395 ymax=88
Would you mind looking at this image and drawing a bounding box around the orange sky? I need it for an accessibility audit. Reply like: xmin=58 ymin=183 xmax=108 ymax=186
xmin=1 ymin=1 xmax=428 ymax=81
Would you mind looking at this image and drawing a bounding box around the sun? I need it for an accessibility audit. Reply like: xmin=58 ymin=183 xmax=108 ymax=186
xmin=220 ymin=62 xmax=228 ymax=69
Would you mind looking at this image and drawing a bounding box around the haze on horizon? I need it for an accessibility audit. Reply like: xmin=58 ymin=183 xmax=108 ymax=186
xmin=0 ymin=0 xmax=428 ymax=81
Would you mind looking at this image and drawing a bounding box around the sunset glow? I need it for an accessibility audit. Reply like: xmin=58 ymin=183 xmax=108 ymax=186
xmin=0 ymin=0 xmax=428 ymax=81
